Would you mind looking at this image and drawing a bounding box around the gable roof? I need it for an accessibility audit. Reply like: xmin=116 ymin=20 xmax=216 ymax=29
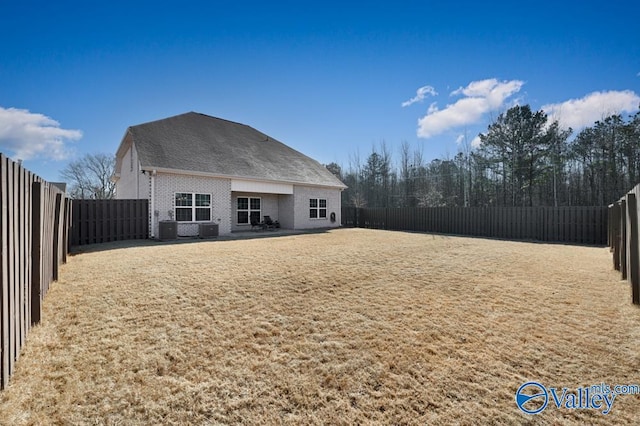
xmin=118 ymin=112 xmax=346 ymax=189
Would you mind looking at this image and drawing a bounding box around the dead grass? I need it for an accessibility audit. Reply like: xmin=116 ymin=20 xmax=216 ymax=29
xmin=1 ymin=228 xmax=639 ymax=425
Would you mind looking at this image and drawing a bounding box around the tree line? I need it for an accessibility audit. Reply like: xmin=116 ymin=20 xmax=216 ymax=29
xmin=329 ymin=105 xmax=640 ymax=208
xmin=61 ymin=104 xmax=638 ymax=205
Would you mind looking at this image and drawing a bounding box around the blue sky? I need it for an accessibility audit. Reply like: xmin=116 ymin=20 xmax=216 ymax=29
xmin=1 ymin=1 xmax=639 ymax=182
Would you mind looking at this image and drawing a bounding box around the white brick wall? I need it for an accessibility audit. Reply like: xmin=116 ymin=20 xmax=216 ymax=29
xmin=153 ymin=173 xmax=232 ymax=237
xmin=115 ymin=144 xmax=150 ymax=199
xmin=122 ymin=164 xmax=342 ymax=237
xmin=292 ymin=186 xmax=341 ymax=229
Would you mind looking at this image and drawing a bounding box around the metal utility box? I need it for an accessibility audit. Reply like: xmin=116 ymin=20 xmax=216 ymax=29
xmin=158 ymin=221 xmax=178 ymax=240
xmin=199 ymin=222 xmax=218 ymax=238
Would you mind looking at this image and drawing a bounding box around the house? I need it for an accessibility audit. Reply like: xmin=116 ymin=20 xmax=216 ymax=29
xmin=113 ymin=112 xmax=346 ymax=238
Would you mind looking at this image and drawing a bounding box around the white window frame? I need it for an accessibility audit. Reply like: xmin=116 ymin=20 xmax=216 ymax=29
xmin=174 ymin=192 xmax=211 ymax=222
xmin=237 ymin=196 xmax=261 ymax=225
xmin=309 ymin=198 xmax=327 ymax=220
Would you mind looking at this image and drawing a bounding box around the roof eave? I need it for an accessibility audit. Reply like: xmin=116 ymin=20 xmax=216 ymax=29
xmin=139 ymin=166 xmax=347 ymax=190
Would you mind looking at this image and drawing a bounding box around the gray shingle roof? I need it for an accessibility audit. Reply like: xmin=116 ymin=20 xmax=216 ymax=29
xmin=127 ymin=112 xmax=346 ymax=188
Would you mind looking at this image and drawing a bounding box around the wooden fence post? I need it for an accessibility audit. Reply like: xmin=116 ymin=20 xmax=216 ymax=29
xmin=620 ymin=199 xmax=628 ymax=280
xmin=71 ymin=200 xmax=79 ymax=246
xmin=1 ymin=155 xmax=9 ymax=389
xmin=7 ymin=158 xmax=15 ymax=384
xmin=31 ymin=182 xmax=42 ymax=326
xmin=610 ymin=203 xmax=621 ymax=271
xmin=52 ymin=193 xmax=62 ymax=282
xmin=608 ymin=204 xmax=614 ymax=249
xmin=64 ymin=199 xmax=71 ymax=262
xmin=627 ymin=194 xmax=639 ymax=304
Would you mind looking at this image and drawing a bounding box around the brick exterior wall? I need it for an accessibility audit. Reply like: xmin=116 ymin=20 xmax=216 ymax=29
xmin=117 ymin=152 xmax=343 ymax=237
xmin=153 ymin=173 xmax=232 ymax=237
xmin=292 ymin=185 xmax=341 ymax=229
xmin=151 ymin=179 xmax=341 ymax=236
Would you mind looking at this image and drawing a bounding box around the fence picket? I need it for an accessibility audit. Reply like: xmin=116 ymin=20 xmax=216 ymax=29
xmin=1 ymin=156 xmax=9 ymax=388
xmin=7 ymin=159 xmax=15 ymax=379
xmin=626 ymin=194 xmax=639 ymax=304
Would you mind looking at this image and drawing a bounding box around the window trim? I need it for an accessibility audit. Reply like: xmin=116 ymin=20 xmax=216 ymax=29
xmin=237 ymin=196 xmax=261 ymax=225
xmin=174 ymin=192 xmax=212 ymax=222
xmin=309 ymin=198 xmax=327 ymax=220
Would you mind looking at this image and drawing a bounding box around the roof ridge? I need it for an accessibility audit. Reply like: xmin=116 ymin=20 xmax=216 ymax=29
xmin=132 ymin=111 xmax=258 ymax=133
xmin=191 ymin=112 xmax=258 ymax=132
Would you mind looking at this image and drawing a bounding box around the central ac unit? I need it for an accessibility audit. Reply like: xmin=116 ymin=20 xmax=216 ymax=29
xmin=199 ymin=222 xmax=218 ymax=238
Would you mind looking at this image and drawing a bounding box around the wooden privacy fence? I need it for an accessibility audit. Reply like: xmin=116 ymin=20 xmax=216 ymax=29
xmin=609 ymin=184 xmax=640 ymax=305
xmin=1 ymin=154 xmax=70 ymax=390
xmin=71 ymin=199 xmax=148 ymax=246
xmin=342 ymin=206 xmax=608 ymax=245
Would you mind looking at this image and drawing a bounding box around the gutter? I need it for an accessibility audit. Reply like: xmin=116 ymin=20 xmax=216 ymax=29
xmin=150 ymin=169 xmax=157 ymax=238
xmin=141 ymin=166 xmax=347 ymax=190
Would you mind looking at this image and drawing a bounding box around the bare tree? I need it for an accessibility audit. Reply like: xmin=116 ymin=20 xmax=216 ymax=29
xmin=342 ymin=149 xmax=367 ymax=207
xmin=61 ymin=153 xmax=116 ymax=199
xmin=399 ymin=141 xmax=412 ymax=206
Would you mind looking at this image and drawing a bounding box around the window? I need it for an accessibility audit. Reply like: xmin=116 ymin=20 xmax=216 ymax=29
xmin=175 ymin=193 xmax=211 ymax=222
xmin=237 ymin=197 xmax=261 ymax=224
xmin=310 ymin=198 xmax=327 ymax=219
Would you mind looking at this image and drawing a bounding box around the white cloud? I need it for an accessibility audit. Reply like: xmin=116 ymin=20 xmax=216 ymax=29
xmin=417 ymin=78 xmax=523 ymax=138
xmin=471 ymin=135 xmax=482 ymax=148
xmin=455 ymin=134 xmax=465 ymax=145
xmin=541 ymin=90 xmax=640 ymax=131
xmin=402 ymin=85 xmax=438 ymax=107
xmin=0 ymin=107 xmax=82 ymax=160
xmin=451 ymin=79 xmax=499 ymax=97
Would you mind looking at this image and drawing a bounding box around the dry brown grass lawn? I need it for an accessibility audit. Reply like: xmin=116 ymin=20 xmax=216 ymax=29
xmin=1 ymin=228 xmax=639 ymax=425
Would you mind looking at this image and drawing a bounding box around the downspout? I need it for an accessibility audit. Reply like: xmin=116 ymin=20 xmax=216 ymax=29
xmin=150 ymin=169 xmax=157 ymax=238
